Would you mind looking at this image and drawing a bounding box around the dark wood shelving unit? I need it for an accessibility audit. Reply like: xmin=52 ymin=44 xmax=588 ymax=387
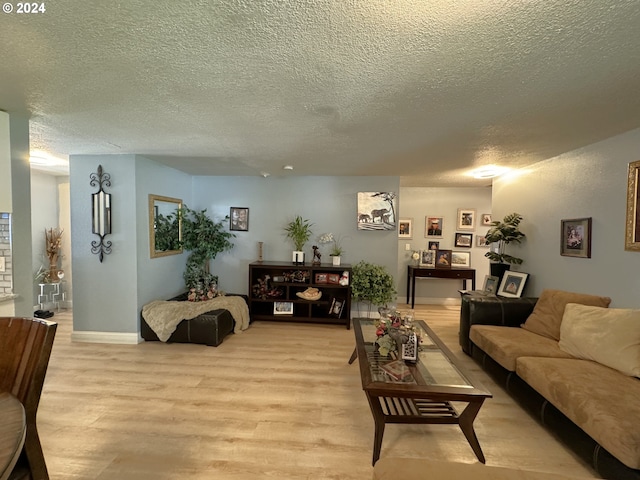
xmin=248 ymin=261 xmax=352 ymax=329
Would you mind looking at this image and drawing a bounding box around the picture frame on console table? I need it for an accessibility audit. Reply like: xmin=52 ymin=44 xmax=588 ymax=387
xmin=435 ymin=249 xmax=452 ymax=269
xmin=497 ymin=271 xmax=529 ymax=298
xmin=560 ymin=217 xmax=592 ymax=258
xmin=451 ymin=251 xmax=471 ymax=267
xmin=482 ymin=275 xmax=499 ymax=294
xmin=419 ymin=249 xmax=435 ymax=267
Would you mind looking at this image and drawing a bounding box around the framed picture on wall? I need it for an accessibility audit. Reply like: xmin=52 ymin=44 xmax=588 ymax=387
xmin=481 ymin=214 xmax=493 ymax=226
xmin=561 ymin=217 xmax=592 ymax=258
xmin=357 ymin=192 xmax=397 ymax=231
xmin=425 ymin=216 xmax=444 ymax=238
xmin=230 ymin=207 xmax=249 ymax=231
xmin=428 ymin=241 xmax=440 ymax=250
xmin=454 ymin=232 xmax=473 ymax=247
xmin=626 ymin=160 xmax=640 ymax=251
xmin=398 ymin=218 xmax=412 ymax=238
xmin=457 ymin=208 xmax=476 ymax=230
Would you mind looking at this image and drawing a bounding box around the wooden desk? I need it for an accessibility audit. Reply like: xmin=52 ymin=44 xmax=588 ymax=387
xmin=406 ymin=265 xmax=475 ymax=308
xmin=0 ymin=392 xmax=26 ymax=480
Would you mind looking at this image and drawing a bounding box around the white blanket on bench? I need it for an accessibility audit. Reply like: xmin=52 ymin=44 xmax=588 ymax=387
xmin=142 ymin=296 xmax=250 ymax=342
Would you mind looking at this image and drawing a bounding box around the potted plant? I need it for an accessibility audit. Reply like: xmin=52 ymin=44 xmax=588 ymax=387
xmin=351 ymin=261 xmax=396 ymax=318
xmin=484 ymin=212 xmax=526 ymax=281
xmin=285 ymin=215 xmax=313 ymax=264
xmin=179 ymin=205 xmax=235 ymax=295
xmin=318 ymin=232 xmax=346 ymax=266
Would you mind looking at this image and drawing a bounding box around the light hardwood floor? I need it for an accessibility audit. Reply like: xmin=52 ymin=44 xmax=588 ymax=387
xmin=37 ymin=305 xmax=598 ymax=479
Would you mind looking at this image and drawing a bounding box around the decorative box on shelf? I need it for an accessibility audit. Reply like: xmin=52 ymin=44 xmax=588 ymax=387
xmin=248 ymin=261 xmax=352 ymax=329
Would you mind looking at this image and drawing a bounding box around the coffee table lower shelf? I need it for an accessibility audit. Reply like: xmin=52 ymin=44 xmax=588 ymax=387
xmin=367 ymin=393 xmax=486 ymax=465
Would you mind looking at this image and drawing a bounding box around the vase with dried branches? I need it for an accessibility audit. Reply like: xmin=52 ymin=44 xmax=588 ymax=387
xmin=45 ymin=227 xmax=63 ymax=283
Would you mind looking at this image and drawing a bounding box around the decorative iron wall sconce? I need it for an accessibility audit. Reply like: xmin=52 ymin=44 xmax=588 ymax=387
xmin=90 ymin=165 xmax=112 ymax=262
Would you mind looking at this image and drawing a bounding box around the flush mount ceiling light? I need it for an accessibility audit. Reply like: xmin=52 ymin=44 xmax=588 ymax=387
xmin=283 ymin=165 xmax=294 ymax=170
xmin=469 ymin=165 xmax=510 ymax=179
xmin=260 ymin=172 xmax=270 ymax=178
xmin=29 ymin=150 xmax=68 ymax=168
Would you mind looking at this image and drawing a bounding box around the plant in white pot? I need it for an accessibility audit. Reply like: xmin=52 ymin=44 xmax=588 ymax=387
xmin=318 ymin=232 xmax=346 ymax=266
xmin=285 ymin=215 xmax=313 ymax=265
xmin=484 ymin=212 xmax=526 ymax=281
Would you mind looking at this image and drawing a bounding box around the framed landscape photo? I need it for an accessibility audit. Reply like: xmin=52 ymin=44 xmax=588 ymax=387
xmin=451 ymin=251 xmax=471 ymax=267
xmin=561 ymin=217 xmax=592 ymax=258
xmin=398 ymin=218 xmax=412 ymax=239
xmin=229 ymin=207 xmax=249 ymax=231
xmin=425 ymin=216 xmax=444 ymax=238
xmin=273 ymin=302 xmax=294 ymax=315
xmin=435 ymin=249 xmax=452 ymax=269
xmin=454 ymin=232 xmax=473 ymax=247
xmin=419 ymin=249 xmax=435 ymax=267
xmin=625 ymin=160 xmax=640 ymax=251
xmin=457 ymin=208 xmax=476 ymax=230
xmin=482 ymin=275 xmax=499 ymax=294
xmin=497 ymin=271 xmax=529 ymax=298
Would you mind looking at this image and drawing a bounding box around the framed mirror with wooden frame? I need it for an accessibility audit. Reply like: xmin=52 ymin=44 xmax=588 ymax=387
xmin=149 ymin=194 xmax=183 ymax=258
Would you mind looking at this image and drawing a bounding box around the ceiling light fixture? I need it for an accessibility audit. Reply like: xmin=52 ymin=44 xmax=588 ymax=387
xmin=260 ymin=172 xmax=270 ymax=178
xmin=470 ymin=165 xmax=509 ymax=179
xmin=283 ymin=165 xmax=294 ymax=170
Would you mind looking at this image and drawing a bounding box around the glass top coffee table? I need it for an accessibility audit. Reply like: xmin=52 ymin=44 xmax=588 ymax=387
xmin=350 ymin=318 xmax=492 ymax=465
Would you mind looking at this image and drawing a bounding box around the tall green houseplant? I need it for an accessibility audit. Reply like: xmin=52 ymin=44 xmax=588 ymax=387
xmin=484 ymin=212 xmax=526 ymax=266
xmin=351 ymin=261 xmax=396 ymax=317
xmin=179 ymin=206 xmax=235 ymax=289
xmin=284 ymin=215 xmax=313 ymax=250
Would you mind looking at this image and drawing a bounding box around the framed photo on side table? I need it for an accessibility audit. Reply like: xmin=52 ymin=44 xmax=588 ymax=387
xmin=451 ymin=251 xmax=471 ymax=267
xmin=482 ymin=275 xmax=499 ymax=294
xmin=435 ymin=249 xmax=452 ymax=269
xmin=560 ymin=217 xmax=592 ymax=258
xmin=497 ymin=271 xmax=529 ymax=298
xmin=419 ymin=249 xmax=435 ymax=267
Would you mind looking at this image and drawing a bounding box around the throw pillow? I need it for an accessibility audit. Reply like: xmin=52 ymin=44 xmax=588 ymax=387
xmin=521 ymin=289 xmax=611 ymax=340
xmin=559 ymin=303 xmax=640 ymax=377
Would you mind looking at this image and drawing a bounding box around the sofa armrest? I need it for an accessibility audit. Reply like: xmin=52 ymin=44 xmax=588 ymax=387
xmin=459 ymin=292 xmax=538 ymax=354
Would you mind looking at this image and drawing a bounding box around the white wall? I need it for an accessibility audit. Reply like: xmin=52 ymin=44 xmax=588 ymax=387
xmin=492 ymin=127 xmax=640 ymax=307
xmin=397 ymin=187 xmax=493 ymax=304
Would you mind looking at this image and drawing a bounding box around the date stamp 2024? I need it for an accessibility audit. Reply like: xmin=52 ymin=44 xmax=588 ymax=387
xmin=3 ymin=2 xmax=46 ymax=14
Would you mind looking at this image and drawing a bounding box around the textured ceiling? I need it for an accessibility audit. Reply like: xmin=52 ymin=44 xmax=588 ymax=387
xmin=2 ymin=1 xmax=640 ymax=185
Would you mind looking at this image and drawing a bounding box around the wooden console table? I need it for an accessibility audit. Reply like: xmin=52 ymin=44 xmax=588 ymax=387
xmin=406 ymin=265 xmax=475 ymax=308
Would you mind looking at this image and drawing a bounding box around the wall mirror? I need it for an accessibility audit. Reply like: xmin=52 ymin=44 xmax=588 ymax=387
xmin=149 ymin=194 xmax=183 ymax=258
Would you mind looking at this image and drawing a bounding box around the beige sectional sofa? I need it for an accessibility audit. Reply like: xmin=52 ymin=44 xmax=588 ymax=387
xmin=462 ymin=289 xmax=640 ymax=480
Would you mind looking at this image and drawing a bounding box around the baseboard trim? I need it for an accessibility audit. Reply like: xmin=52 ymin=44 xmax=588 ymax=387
xmin=71 ymin=330 xmax=141 ymax=345
xmin=398 ymin=296 xmax=462 ymax=306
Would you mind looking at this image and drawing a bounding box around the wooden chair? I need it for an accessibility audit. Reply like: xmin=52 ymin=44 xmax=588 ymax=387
xmin=0 ymin=317 xmax=57 ymax=480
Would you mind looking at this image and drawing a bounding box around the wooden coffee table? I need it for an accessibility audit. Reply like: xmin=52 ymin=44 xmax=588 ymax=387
xmin=350 ymin=318 xmax=492 ymax=465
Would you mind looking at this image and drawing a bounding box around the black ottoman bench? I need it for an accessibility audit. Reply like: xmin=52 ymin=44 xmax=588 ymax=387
xmin=140 ymin=292 xmax=246 ymax=347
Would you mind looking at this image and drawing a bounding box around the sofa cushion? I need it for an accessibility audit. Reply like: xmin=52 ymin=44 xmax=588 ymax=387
xmin=521 ymin=289 xmax=611 ymax=341
xmin=559 ymin=303 xmax=640 ymax=377
xmin=516 ymin=356 xmax=640 ymax=470
xmin=470 ymin=325 xmax=572 ymax=371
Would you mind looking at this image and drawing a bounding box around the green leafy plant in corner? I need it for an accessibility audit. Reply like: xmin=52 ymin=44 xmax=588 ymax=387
xmin=284 ymin=215 xmax=313 ymax=251
xmin=179 ymin=205 xmax=235 ymax=289
xmin=351 ymin=261 xmax=396 ymax=316
xmin=484 ymin=212 xmax=526 ymax=265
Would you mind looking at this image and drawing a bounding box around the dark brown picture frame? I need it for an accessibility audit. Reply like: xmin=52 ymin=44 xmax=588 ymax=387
xmin=626 ymin=160 xmax=640 ymax=251
xmin=435 ymin=249 xmax=452 ymax=269
xmin=229 ymin=207 xmax=249 ymax=231
xmin=454 ymin=232 xmax=473 ymax=248
xmin=560 ymin=217 xmax=592 ymax=258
